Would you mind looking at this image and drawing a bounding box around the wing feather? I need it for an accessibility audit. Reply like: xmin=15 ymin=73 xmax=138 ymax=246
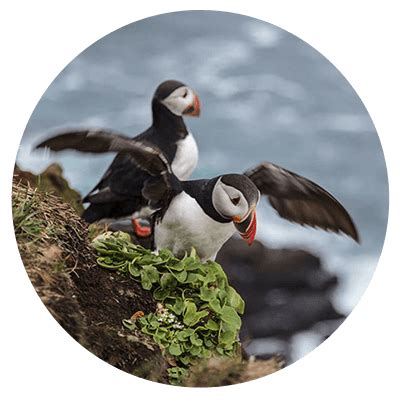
xmin=245 ymin=162 xmax=359 ymax=242
xmin=35 ymin=129 xmax=171 ymax=177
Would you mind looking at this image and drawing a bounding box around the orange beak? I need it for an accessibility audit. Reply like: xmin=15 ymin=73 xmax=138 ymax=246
xmin=233 ymin=207 xmax=257 ymax=246
xmin=183 ymin=93 xmax=201 ymax=117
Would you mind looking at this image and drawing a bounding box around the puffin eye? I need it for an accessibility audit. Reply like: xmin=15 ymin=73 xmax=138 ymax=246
xmin=231 ymin=196 xmax=240 ymax=206
xmin=182 ymin=90 xmax=188 ymax=98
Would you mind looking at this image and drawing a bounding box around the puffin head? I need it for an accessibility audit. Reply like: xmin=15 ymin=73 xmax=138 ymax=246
xmin=153 ymin=80 xmax=201 ymax=117
xmin=212 ymin=174 xmax=260 ymax=246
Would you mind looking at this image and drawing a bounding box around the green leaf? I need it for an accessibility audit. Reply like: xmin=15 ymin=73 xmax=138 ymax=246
xmin=185 ymin=273 xmax=203 ymax=284
xmin=167 ymin=261 xmax=185 ymax=271
xmin=168 ymin=342 xmax=183 ymax=356
xmin=96 ymin=257 xmax=121 ymax=270
xmin=122 ymin=319 xmax=136 ymax=330
xmin=176 ymin=331 xmax=188 ymax=341
xmin=113 ymin=231 xmax=132 ymax=242
xmin=205 ymin=319 xmax=219 ymax=331
xmin=183 ymin=257 xmax=201 ymax=271
xmin=147 ymin=314 xmax=160 ymax=328
xmin=140 ymin=271 xmax=152 ymax=290
xmin=149 ymin=256 xmax=163 ymax=264
xmin=158 ymin=248 xmax=174 ymax=260
xmin=205 ymin=261 xmax=226 ymax=277
xmin=153 ymin=287 xmax=170 ymax=301
xmin=137 ymin=316 xmax=148 ymax=327
xmin=218 ymin=327 xmax=237 ymax=346
xmin=199 ymin=286 xmax=217 ymax=301
xmin=220 ymin=306 xmax=241 ymax=330
xmin=190 ymin=333 xmax=203 ymax=347
xmin=182 ymin=328 xmax=194 ymax=337
xmin=201 ymin=348 xmax=212 ymax=358
xmin=140 ymin=325 xmax=152 ymax=335
xmin=209 ymin=298 xmax=222 ymax=314
xmin=183 ymin=302 xmax=208 ymax=326
xmin=142 ymin=265 xmax=159 ymax=283
xmin=128 ymin=261 xmax=141 ymax=277
xmin=160 ymin=272 xmax=176 ymax=288
xmin=140 ymin=254 xmax=156 ymax=265
xmin=189 ymin=247 xmax=198 ymax=259
xmin=226 ymin=286 xmax=245 ymax=314
xmin=183 ymin=301 xmax=197 ymax=326
xmin=167 ymin=297 xmax=185 ymax=315
xmin=149 ymin=319 xmax=160 ymax=329
xmin=218 ymin=288 xmax=228 ymax=303
xmin=179 ymin=356 xmax=192 ymax=366
xmin=190 ymin=346 xmax=201 ymax=356
xmin=202 ymin=271 xmax=217 ymax=284
xmin=174 ymin=270 xmax=188 ymax=283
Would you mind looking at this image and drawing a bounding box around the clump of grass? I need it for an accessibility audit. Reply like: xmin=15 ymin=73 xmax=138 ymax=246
xmin=12 ymin=179 xmax=93 ymax=274
xmin=92 ymin=231 xmax=245 ymax=385
xmin=12 ymin=185 xmax=44 ymax=241
xmin=12 ymin=182 xmax=64 ymax=244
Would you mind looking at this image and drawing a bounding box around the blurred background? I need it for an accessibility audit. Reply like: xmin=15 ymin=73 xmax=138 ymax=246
xmin=16 ymin=11 xmax=388 ymax=362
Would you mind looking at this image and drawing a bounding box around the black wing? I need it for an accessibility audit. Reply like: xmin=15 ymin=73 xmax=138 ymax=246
xmin=35 ymin=128 xmax=129 ymax=153
xmin=245 ymin=162 xmax=359 ymax=242
xmin=36 ymin=129 xmax=171 ymax=177
xmin=36 ymin=129 xmax=178 ymax=222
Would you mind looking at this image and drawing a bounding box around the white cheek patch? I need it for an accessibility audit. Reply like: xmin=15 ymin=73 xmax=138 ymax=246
xmin=161 ymin=86 xmax=194 ymax=116
xmin=212 ymin=179 xmax=249 ymax=219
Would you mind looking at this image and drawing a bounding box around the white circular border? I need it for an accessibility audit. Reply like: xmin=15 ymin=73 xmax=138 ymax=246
xmin=1 ymin=1 xmax=399 ymax=399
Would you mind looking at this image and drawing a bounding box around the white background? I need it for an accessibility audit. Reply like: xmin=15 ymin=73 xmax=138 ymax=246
xmin=1 ymin=1 xmax=399 ymax=398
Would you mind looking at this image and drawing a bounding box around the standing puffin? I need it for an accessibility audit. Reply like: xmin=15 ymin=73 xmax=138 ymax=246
xmin=37 ymin=80 xmax=201 ymax=237
xmin=36 ymin=131 xmax=359 ymax=261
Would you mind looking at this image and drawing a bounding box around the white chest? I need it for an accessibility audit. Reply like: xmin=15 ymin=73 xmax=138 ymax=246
xmin=171 ymin=132 xmax=198 ymax=180
xmin=154 ymin=192 xmax=235 ymax=261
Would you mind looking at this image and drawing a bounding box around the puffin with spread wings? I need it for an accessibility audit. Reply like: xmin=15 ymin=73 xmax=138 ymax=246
xmin=43 ymin=80 xmax=201 ymax=237
xmin=36 ymin=131 xmax=359 ymax=261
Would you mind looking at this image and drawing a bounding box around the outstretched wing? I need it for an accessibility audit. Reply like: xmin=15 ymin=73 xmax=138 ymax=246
xmin=36 ymin=129 xmax=171 ymax=178
xmin=245 ymin=162 xmax=359 ymax=242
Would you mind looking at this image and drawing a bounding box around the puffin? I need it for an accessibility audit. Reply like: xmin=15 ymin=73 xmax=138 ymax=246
xmin=36 ymin=131 xmax=359 ymax=262
xmin=37 ymin=80 xmax=201 ymax=237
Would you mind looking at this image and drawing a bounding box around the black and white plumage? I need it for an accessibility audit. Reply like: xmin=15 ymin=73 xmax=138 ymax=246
xmin=36 ymin=80 xmax=200 ymax=224
xmin=36 ymin=131 xmax=359 ymax=261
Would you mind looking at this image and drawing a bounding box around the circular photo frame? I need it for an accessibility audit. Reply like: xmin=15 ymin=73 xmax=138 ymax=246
xmin=13 ymin=10 xmax=388 ymax=387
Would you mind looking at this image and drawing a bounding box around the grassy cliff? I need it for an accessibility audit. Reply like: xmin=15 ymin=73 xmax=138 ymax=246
xmin=12 ymin=166 xmax=283 ymax=386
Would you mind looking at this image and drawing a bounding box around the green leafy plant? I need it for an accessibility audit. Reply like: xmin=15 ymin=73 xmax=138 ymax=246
xmin=92 ymin=231 xmax=245 ymax=385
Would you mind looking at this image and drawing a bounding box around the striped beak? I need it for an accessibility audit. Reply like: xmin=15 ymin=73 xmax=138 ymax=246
xmin=183 ymin=93 xmax=201 ymax=117
xmin=233 ymin=206 xmax=257 ymax=246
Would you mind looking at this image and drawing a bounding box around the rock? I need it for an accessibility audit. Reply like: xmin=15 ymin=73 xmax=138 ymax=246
xmin=184 ymin=355 xmax=285 ymax=387
xmin=217 ymin=238 xmax=344 ymax=360
xmin=14 ymin=163 xmax=84 ymax=213
xmin=243 ymin=291 xmax=343 ymax=338
xmin=217 ymin=239 xmax=337 ymax=293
